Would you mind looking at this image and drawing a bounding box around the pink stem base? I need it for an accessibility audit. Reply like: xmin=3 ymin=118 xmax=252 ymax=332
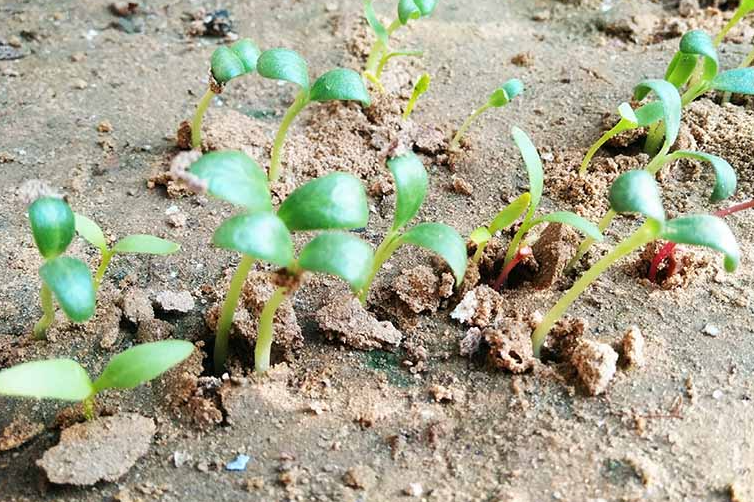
xmin=493 ymin=246 xmax=532 ymax=291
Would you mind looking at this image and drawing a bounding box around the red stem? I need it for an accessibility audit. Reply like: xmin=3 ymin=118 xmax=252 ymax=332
xmin=493 ymin=246 xmax=532 ymax=291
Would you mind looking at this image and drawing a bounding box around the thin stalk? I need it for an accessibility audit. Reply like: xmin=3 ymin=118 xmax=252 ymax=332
xmin=471 ymin=240 xmax=487 ymax=265
xmin=82 ymin=395 xmax=96 ymax=421
xmin=191 ymin=88 xmax=215 ymax=150
xmin=93 ymin=249 xmax=114 ymax=291
xmin=532 ymin=221 xmax=658 ymax=357
xmin=364 ymin=71 xmax=386 ymax=93
xmin=269 ymin=90 xmax=310 ymax=182
xmin=566 ymin=209 xmax=618 ymax=271
xmin=450 ymin=103 xmax=492 ymax=151
xmin=375 ymin=50 xmax=423 ymax=79
xmin=255 ymin=286 xmax=288 ymax=374
xmin=364 ymin=19 xmax=402 ymax=75
xmin=503 ymin=218 xmax=531 ymax=266
xmin=580 ymin=120 xmax=631 ymax=176
xmin=32 ymin=283 xmax=54 ymax=340
xmin=714 ymin=9 xmax=747 ymax=47
xmin=214 ymin=255 xmax=255 ymax=373
xmin=493 ymin=246 xmax=532 ymax=291
xmin=358 ymin=230 xmax=401 ymax=304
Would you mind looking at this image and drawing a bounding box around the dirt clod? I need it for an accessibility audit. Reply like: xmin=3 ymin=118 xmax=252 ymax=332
xmin=571 ymin=339 xmax=618 ymax=396
xmin=120 ymin=288 xmax=154 ymax=324
xmin=530 ymin=223 xmax=578 ymax=289
xmin=393 ymin=265 xmax=444 ymax=314
xmin=343 ymin=465 xmax=377 ymax=490
xmin=316 ymin=294 xmax=402 ymax=351
xmin=0 ymin=417 xmax=44 ymax=451
xmin=621 ymin=326 xmax=645 ymax=368
xmin=451 ymin=285 xmax=505 ymax=328
xmin=153 ymin=290 xmax=195 ymax=313
xmin=483 ymin=320 xmax=536 ymax=374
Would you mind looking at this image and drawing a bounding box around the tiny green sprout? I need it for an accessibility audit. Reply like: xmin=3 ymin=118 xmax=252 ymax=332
xmin=403 ymin=73 xmax=430 ymax=120
xmin=188 ymin=151 xmax=374 ymax=373
xmin=256 ymin=48 xmax=371 ymax=182
xmin=713 ymin=0 xmax=754 ymax=46
xmin=28 ymin=197 xmax=95 ymax=340
xmin=191 ymin=38 xmax=261 ymax=149
xmin=0 ymin=340 xmax=194 ymax=420
xmin=531 ymin=170 xmax=740 ymax=357
xmin=357 ymin=152 xmax=466 ymax=303
xmin=449 ymin=79 xmax=524 ymax=151
xmin=74 ymin=213 xmax=180 ymax=290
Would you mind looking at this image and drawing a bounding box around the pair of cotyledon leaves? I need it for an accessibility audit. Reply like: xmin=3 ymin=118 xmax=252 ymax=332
xmin=364 ymin=0 xmax=438 ymax=47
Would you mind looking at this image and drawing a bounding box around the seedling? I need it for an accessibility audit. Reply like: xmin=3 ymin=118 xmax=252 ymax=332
xmin=403 ymin=73 xmax=430 ymax=120
xmin=0 ymin=340 xmax=194 ymax=420
xmin=28 ymin=197 xmax=95 ymax=340
xmin=468 ymin=128 xmax=603 ymax=289
xmin=449 ymin=79 xmax=524 ymax=151
xmin=74 ymin=213 xmax=179 ymax=290
xmin=531 ymin=170 xmax=740 ymax=357
xmin=356 ymin=152 xmax=467 ymax=303
xmin=190 ymin=38 xmax=261 ymax=149
xmin=256 ymin=48 xmax=371 ymax=181
xmin=713 ymin=0 xmax=754 ymax=46
xmin=187 ymin=151 xmax=374 ymax=373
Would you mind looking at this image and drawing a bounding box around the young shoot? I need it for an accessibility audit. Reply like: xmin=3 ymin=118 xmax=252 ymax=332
xmin=531 ymin=170 xmax=740 ymax=357
xmin=0 ymin=340 xmax=194 ymax=420
xmin=256 ymin=48 xmax=371 ymax=181
xmin=357 ymin=152 xmax=467 ymax=303
xmin=449 ymin=79 xmax=524 ymax=151
xmin=403 ymin=73 xmax=430 ymax=120
xmin=188 ymin=151 xmax=374 ymax=374
xmin=28 ymin=197 xmax=95 ymax=340
xmin=191 ymin=39 xmax=261 ymax=149
xmin=713 ymin=0 xmax=754 ymax=46
xmin=74 ymin=213 xmax=179 ymax=290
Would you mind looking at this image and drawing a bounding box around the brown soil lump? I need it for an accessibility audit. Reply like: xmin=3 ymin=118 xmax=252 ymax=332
xmin=571 ymin=339 xmax=618 ymax=396
xmin=316 ymin=294 xmax=402 ymax=351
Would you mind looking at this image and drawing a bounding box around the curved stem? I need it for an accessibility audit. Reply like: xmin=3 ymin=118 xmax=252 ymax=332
xmin=504 ymin=216 xmax=532 ymax=266
xmin=364 ymin=71 xmax=386 ymax=93
xmin=255 ymin=286 xmax=288 ymax=374
xmin=358 ymin=230 xmax=401 ymax=304
xmin=191 ymin=88 xmax=215 ymax=150
xmin=532 ymin=221 xmax=658 ymax=357
xmin=714 ymin=9 xmax=746 ymax=47
xmin=33 ymin=283 xmax=54 ymax=340
xmin=214 ymin=255 xmax=255 ymax=373
xmin=450 ymin=103 xmax=492 ymax=151
xmin=716 ymin=198 xmax=754 ymax=218
xmin=648 ymin=241 xmax=676 ymax=283
xmin=375 ymin=50 xmax=423 ymax=79
xmin=269 ymin=90 xmax=310 ymax=182
xmin=364 ymin=20 xmax=401 ymax=75
xmin=493 ymin=246 xmax=532 ymax=291
xmin=93 ymin=249 xmax=113 ymax=291
xmin=580 ymin=120 xmax=631 ymax=176
xmin=566 ymin=209 xmax=618 ymax=271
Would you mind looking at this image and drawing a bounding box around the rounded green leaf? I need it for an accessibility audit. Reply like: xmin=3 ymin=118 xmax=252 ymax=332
xmin=489 ymin=193 xmax=531 ymax=234
xmin=660 ymin=215 xmax=740 ymax=272
xmin=488 ymin=79 xmax=524 ymax=107
xmin=711 ymin=68 xmax=754 ymax=95
xmin=230 ymin=38 xmax=261 ymax=73
xmin=512 ymin=127 xmax=543 ymax=211
xmin=29 ymin=197 xmax=75 ymax=259
xmin=257 ymin=48 xmax=310 ymax=89
xmin=670 ymin=151 xmax=737 ymax=202
xmin=310 ymin=68 xmax=371 ymax=106
xmin=93 ymin=340 xmax=195 ymax=393
xmin=398 ymin=0 xmax=437 ymax=24
xmin=74 ymin=213 xmax=107 ymax=253
xmin=617 ymin=102 xmax=638 ymax=126
xmin=415 ymin=73 xmax=431 ymax=94
xmin=277 ymin=173 xmax=369 ymax=231
xmin=469 ymin=227 xmax=492 ymax=246
xmin=633 ymin=79 xmax=682 ymax=150
xmin=679 ymin=30 xmax=718 ymax=83
xmin=189 ymin=151 xmax=272 ymax=212
xmin=298 ymin=232 xmax=375 ymax=292
xmin=212 ymin=212 xmax=294 ymax=267
xmin=211 ymin=46 xmax=246 ymax=84
xmin=0 ymin=359 xmax=93 ymax=402
xmin=634 ymin=101 xmax=664 ymax=127
xmin=608 ymin=170 xmax=665 ymax=223
xmin=398 ymin=222 xmax=467 ymax=285
xmin=387 ymin=153 xmax=428 ymax=231
xmin=113 ymin=235 xmax=180 ymax=255
xmin=364 ymin=0 xmax=389 ymax=46
xmin=529 ymin=211 xmax=604 ymax=241
xmin=40 ymin=257 xmax=96 ymax=323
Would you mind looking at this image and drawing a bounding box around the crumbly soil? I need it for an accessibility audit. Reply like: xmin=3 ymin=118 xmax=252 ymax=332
xmin=2 ymin=0 xmax=754 ymax=500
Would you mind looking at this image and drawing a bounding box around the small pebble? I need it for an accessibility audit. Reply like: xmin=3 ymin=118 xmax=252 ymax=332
xmin=403 ymin=482 xmax=423 ymax=497
xmin=702 ymin=324 xmax=720 ymax=337
xmin=225 ymin=454 xmax=251 ymax=471
xmin=72 ymin=79 xmax=88 ymax=89
xmin=712 ymin=389 xmax=723 ymax=400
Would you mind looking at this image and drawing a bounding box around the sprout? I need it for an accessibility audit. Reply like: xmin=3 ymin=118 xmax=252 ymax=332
xmin=713 ymin=0 xmax=754 ymax=46
xmin=256 ymin=49 xmax=371 ymax=181
xmin=188 ymin=151 xmax=374 ymax=373
xmin=357 ymin=152 xmax=467 ymax=303
xmin=0 ymin=340 xmax=194 ymax=420
xmin=449 ymin=79 xmax=524 ymax=151
xmin=74 ymin=213 xmax=179 ymax=290
xmin=531 ymin=171 xmax=740 ymax=357
xmin=191 ymin=39 xmax=261 ymax=149
xmin=403 ymin=73 xmax=430 ymax=120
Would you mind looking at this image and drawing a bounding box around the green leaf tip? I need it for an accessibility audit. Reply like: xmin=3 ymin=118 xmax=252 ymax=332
xmin=74 ymin=213 xmax=107 ymax=253
xmin=488 ymin=78 xmax=524 ymax=107
xmin=633 ymin=79 xmax=682 ymax=150
xmin=210 ymin=39 xmax=261 ymax=84
xmin=711 ymin=68 xmax=754 ymax=95
xmin=257 ymin=48 xmax=310 ymax=89
xmin=660 ymin=215 xmax=740 ymax=272
xmin=213 ymin=212 xmax=294 ymax=267
xmin=0 ymin=359 xmax=93 ymax=402
xmin=39 ymin=256 xmax=96 ymax=323
xmin=679 ymin=29 xmax=718 ymax=81
xmin=531 ymin=211 xmax=604 ymax=241
xmin=113 ymin=235 xmax=181 ymax=256
xmin=388 ymin=153 xmax=428 ymax=231
xmin=511 ymin=127 xmax=543 ymax=209
xmin=398 ymin=0 xmax=438 ymax=24
xmin=189 ymin=150 xmax=272 ymax=212
xmin=29 ymin=197 xmax=75 ymax=260
xmin=399 ymin=222 xmax=467 ymax=285
xmin=310 ymin=68 xmax=371 ymax=106
xmin=608 ymin=170 xmax=666 ymax=223
xmin=298 ymin=232 xmax=375 ymax=292
xmin=489 ymin=193 xmax=531 ymax=234
xmin=670 ymin=151 xmax=737 ymax=202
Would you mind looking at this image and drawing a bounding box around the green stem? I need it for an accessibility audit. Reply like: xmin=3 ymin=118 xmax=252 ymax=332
xmin=364 ymin=20 xmax=401 ymax=75
xmin=269 ymin=90 xmax=310 ymax=182
xmin=32 ymin=282 xmax=54 ymax=340
xmin=83 ymin=395 xmax=96 ymax=421
xmin=214 ymin=255 xmax=255 ymax=373
xmin=503 ymin=217 xmax=531 ymax=266
xmin=580 ymin=120 xmax=631 ymax=176
xmin=450 ymin=103 xmax=492 ymax=151
xmin=471 ymin=241 xmax=487 ymax=264
xmin=566 ymin=209 xmax=618 ymax=271
xmin=191 ymin=88 xmax=215 ymax=150
xmin=255 ymin=286 xmax=288 ymax=374
xmin=93 ymin=249 xmax=113 ymax=291
xmin=643 ymin=122 xmax=665 ymax=156
xmin=358 ymin=230 xmax=401 ymax=304
xmin=714 ymin=9 xmax=746 ymax=47
xmin=532 ymin=221 xmax=659 ymax=357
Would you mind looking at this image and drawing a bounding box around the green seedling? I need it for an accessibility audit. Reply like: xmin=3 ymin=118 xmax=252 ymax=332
xmin=188 ymin=151 xmax=374 ymax=373
xmin=403 ymin=73 xmax=430 ymax=120
xmin=0 ymin=340 xmax=194 ymax=420
xmin=28 ymin=197 xmax=95 ymax=340
xmin=363 ymin=0 xmax=437 ymax=87
xmin=531 ymin=170 xmax=740 ymax=357
xmin=449 ymin=79 xmax=524 ymax=151
xmin=468 ymin=128 xmax=602 ymax=289
xmin=191 ymin=38 xmax=261 ymax=149
xmin=256 ymin=48 xmax=371 ymax=181
xmin=357 ymin=152 xmax=467 ymax=303
xmin=713 ymin=0 xmax=754 ymax=46
xmin=74 ymin=213 xmax=179 ymax=290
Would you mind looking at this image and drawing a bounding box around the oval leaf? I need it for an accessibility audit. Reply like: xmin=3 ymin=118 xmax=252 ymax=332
xmin=29 ymin=197 xmax=75 ymax=259
xmin=40 ymin=257 xmax=96 ymax=323
xmin=617 ymin=102 xmax=638 ymax=126
xmin=398 ymin=0 xmax=422 ymax=24
xmin=488 ymin=79 xmax=524 ymax=107
xmin=0 ymin=359 xmax=93 ymax=401
xmin=310 ymin=68 xmax=371 ymax=106
xmin=257 ymin=48 xmax=310 ymax=89
xmin=489 ymin=193 xmax=531 ymax=234
xmin=415 ymin=73 xmax=431 ymax=94
xmin=512 ymin=127 xmax=543 ymax=211
xmin=388 ymin=153 xmax=428 ymax=231
xmin=633 ymin=79 xmax=682 ymax=150
xmin=660 ymin=215 xmax=740 ymax=272
xmin=74 ymin=213 xmax=107 ymax=253
xmin=93 ymin=340 xmax=195 ymax=392
xmin=529 ymin=211 xmax=604 ymax=241
xmin=634 ymin=101 xmax=664 ymax=127
xmin=113 ymin=235 xmax=180 ymax=255
xmin=469 ymin=227 xmax=492 ymax=246
xmin=711 ymin=68 xmax=754 ymax=95
xmin=364 ymin=0 xmax=389 ymax=46
xmin=670 ymin=151 xmax=737 ymax=202
xmin=398 ymin=223 xmax=467 ymax=285
xmin=230 ymin=38 xmax=261 ymax=74
xmin=189 ymin=151 xmax=272 ymax=212
xmin=608 ymin=170 xmax=665 ymax=223
xmin=277 ymin=173 xmax=369 ymax=231
xmin=211 ymin=46 xmax=246 ymax=84
xmin=678 ymin=30 xmax=718 ymax=83
xmin=661 ymin=52 xmax=698 ymax=92
xmin=212 ymin=212 xmax=294 ymax=267
xmin=298 ymin=232 xmax=374 ymax=292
